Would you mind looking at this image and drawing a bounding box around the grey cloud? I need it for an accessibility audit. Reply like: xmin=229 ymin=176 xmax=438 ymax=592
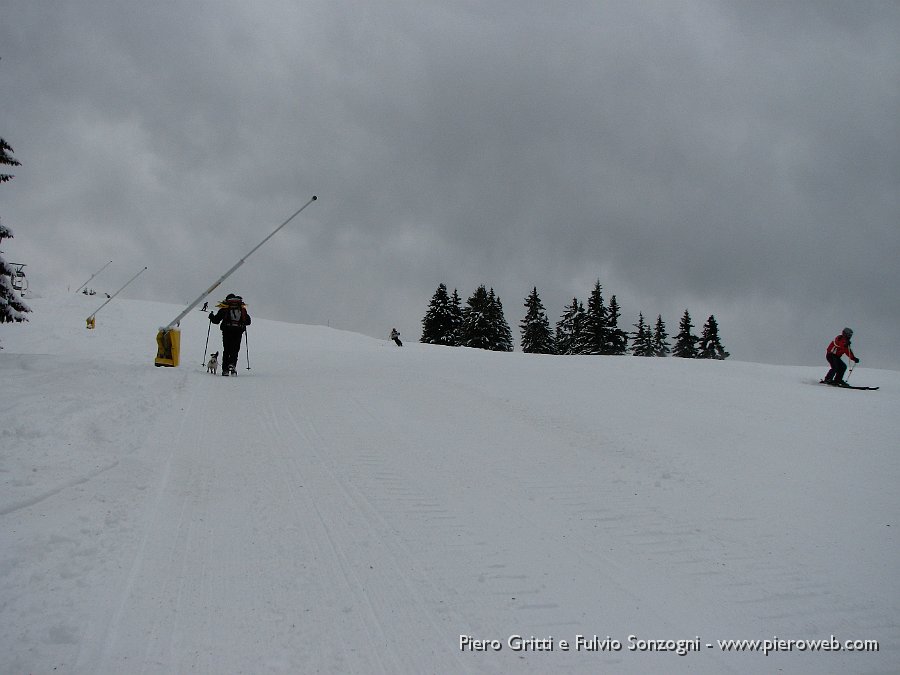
xmin=2 ymin=0 xmax=897 ymax=368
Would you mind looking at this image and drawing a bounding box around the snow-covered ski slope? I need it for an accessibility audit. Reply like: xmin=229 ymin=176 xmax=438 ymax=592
xmin=2 ymin=294 xmax=898 ymax=674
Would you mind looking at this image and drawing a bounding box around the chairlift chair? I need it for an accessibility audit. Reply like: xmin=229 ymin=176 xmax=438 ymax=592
xmin=10 ymin=263 xmax=27 ymax=294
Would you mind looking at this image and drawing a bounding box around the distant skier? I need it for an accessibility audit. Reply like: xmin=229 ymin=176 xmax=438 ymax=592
xmin=390 ymin=327 xmax=403 ymax=347
xmin=201 ymin=301 xmax=208 ymax=312
xmin=822 ymin=327 xmax=859 ymax=386
xmin=209 ymin=294 xmax=251 ymax=375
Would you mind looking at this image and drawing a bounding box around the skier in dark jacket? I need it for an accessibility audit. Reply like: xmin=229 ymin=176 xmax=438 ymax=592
xmin=822 ymin=327 xmax=859 ymax=386
xmin=209 ymin=293 xmax=251 ymax=375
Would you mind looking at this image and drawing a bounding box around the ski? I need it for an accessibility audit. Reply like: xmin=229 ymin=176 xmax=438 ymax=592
xmin=819 ymin=381 xmax=879 ymax=390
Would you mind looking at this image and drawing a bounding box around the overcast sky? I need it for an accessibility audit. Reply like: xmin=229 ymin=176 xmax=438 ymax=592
xmin=2 ymin=0 xmax=898 ymax=369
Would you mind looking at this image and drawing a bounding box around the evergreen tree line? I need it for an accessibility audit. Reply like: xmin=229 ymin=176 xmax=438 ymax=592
xmin=420 ymin=283 xmax=514 ymax=352
xmin=421 ymin=281 xmax=729 ymax=359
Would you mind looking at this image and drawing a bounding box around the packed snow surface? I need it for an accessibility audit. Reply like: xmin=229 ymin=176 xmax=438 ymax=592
xmin=1 ymin=294 xmax=898 ymax=674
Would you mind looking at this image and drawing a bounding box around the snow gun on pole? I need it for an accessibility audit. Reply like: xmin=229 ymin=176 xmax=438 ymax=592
xmin=75 ymin=260 xmax=113 ymax=294
xmin=86 ymin=266 xmax=148 ymax=329
xmin=154 ymin=195 xmax=317 ymax=367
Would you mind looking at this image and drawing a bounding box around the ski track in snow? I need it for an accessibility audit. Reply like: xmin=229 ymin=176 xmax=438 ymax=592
xmin=1 ymin=295 xmax=898 ymax=674
xmin=0 ymin=459 xmax=120 ymax=518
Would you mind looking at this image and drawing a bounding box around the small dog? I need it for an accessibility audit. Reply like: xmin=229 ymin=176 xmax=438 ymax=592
xmin=207 ymin=352 xmax=219 ymax=374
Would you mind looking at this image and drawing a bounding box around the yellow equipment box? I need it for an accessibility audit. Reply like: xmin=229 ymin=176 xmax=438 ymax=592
xmin=155 ymin=328 xmax=181 ymax=367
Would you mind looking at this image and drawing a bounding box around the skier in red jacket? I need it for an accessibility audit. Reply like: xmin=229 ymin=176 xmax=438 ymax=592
xmin=822 ymin=327 xmax=859 ymax=386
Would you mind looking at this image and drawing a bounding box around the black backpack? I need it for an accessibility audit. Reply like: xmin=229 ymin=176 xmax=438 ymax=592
xmin=222 ymin=298 xmax=247 ymax=328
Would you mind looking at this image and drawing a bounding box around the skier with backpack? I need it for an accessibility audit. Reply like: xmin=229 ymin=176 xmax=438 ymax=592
xmin=822 ymin=327 xmax=859 ymax=387
xmin=209 ymin=294 xmax=251 ymax=376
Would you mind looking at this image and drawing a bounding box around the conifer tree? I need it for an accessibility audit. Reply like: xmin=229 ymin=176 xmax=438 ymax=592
xmin=0 ymin=139 xmax=20 ymax=184
xmin=653 ymin=314 xmax=670 ymax=357
xmin=631 ymin=312 xmax=656 ymax=357
xmin=698 ymin=315 xmax=730 ymax=360
xmin=448 ymin=288 xmax=463 ymax=346
xmin=461 ymin=285 xmax=494 ymax=350
xmin=555 ymin=297 xmax=587 ymax=355
xmin=520 ymin=287 xmax=554 ymax=354
xmin=605 ymin=295 xmax=628 ymax=355
xmin=420 ymin=283 xmax=455 ymax=345
xmin=487 ymin=288 xmax=513 ymax=352
xmin=672 ymin=309 xmax=699 ymax=358
xmin=0 ymin=138 xmax=30 ymax=332
xmin=582 ymin=280 xmax=607 ymax=355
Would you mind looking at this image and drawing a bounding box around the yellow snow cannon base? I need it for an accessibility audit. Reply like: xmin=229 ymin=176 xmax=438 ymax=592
xmin=154 ymin=327 xmax=181 ymax=367
xmin=86 ymin=316 xmax=96 ymax=330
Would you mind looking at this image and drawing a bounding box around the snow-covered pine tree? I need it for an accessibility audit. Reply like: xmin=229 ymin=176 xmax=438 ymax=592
xmin=672 ymin=309 xmax=699 ymax=358
xmin=555 ymin=297 xmax=586 ymax=355
xmin=631 ymin=312 xmax=656 ymax=357
xmin=698 ymin=315 xmax=730 ymax=360
xmin=520 ymin=286 xmax=555 ymax=354
xmin=420 ymin=283 xmax=456 ymax=345
xmin=448 ymin=288 xmax=463 ymax=346
xmin=582 ymin=280 xmax=607 ymax=355
xmin=487 ymin=288 xmax=513 ymax=352
xmin=605 ymin=295 xmax=628 ymax=355
xmin=0 ymin=139 xmax=20 ymax=184
xmin=0 ymin=138 xmax=30 ymax=335
xmin=653 ymin=314 xmax=670 ymax=357
xmin=461 ymin=285 xmax=494 ymax=350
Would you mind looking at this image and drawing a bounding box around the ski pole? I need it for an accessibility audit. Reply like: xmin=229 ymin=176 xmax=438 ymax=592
xmin=202 ymin=318 xmax=212 ymax=366
xmin=847 ymin=359 xmax=855 ymax=382
xmin=244 ymin=329 xmax=251 ymax=370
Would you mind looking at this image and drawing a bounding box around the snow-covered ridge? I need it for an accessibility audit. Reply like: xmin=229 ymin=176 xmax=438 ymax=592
xmin=1 ymin=294 xmax=898 ymax=673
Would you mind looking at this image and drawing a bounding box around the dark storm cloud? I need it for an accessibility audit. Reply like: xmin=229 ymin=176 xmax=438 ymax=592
xmin=2 ymin=0 xmax=898 ymax=367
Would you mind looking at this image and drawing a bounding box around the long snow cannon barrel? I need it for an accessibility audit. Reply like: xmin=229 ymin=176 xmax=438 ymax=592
xmin=86 ymin=266 xmax=148 ymax=329
xmin=75 ymin=260 xmax=113 ymax=294
xmin=163 ymin=195 xmax=317 ymax=330
xmin=154 ymin=195 xmax=317 ymax=367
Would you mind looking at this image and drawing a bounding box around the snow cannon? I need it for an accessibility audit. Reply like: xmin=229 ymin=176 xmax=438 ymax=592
xmin=151 ymin=195 xmax=317 ymax=368
xmin=155 ymin=327 xmax=181 ymax=367
xmin=85 ymin=265 xmax=147 ymax=330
